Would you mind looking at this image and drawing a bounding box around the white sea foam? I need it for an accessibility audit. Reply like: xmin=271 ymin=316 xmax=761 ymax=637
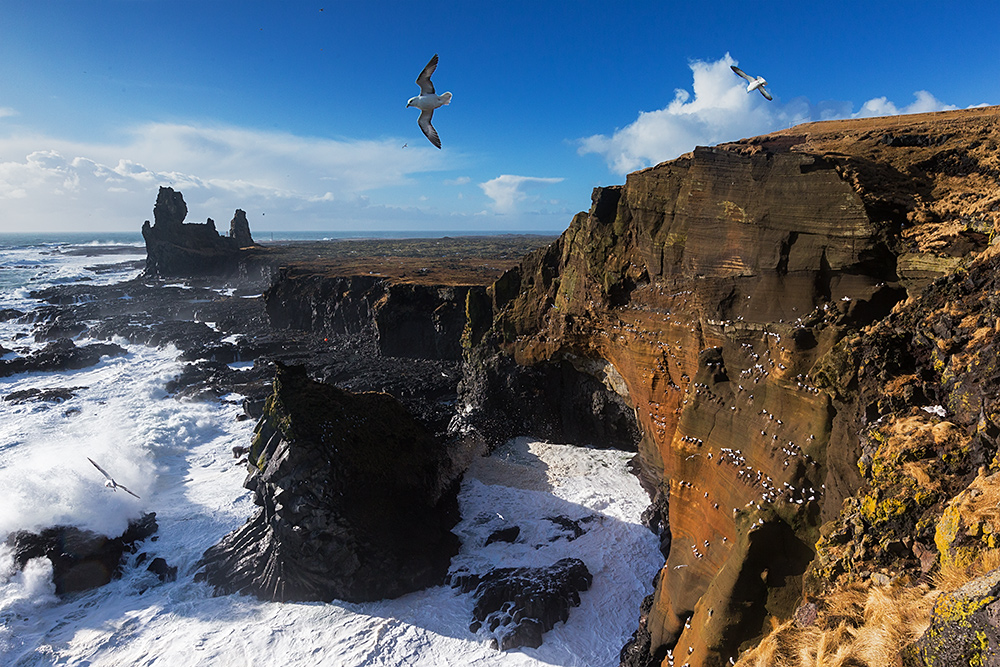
xmin=0 ymin=242 xmax=662 ymax=667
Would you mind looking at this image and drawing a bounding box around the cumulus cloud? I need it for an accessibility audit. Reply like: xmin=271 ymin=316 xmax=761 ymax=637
xmin=479 ymin=174 xmax=564 ymax=214
xmin=853 ymin=90 xmax=957 ymax=118
xmin=0 ymin=122 xmax=451 ymax=231
xmin=578 ymin=53 xmax=960 ymax=175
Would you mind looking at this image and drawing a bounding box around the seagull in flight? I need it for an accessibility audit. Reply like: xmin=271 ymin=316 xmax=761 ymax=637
xmin=88 ymin=457 xmax=141 ymax=499
xmin=731 ymin=65 xmax=772 ymax=101
xmin=406 ymin=54 xmax=452 ymax=148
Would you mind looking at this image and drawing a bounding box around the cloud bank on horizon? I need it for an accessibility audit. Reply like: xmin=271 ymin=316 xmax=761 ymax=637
xmin=577 ymin=53 xmax=959 ymax=175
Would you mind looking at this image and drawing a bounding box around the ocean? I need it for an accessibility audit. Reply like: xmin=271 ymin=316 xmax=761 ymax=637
xmin=0 ymin=235 xmax=661 ymax=666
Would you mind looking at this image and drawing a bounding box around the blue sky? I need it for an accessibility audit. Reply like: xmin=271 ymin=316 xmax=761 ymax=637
xmin=0 ymin=1 xmax=997 ymax=234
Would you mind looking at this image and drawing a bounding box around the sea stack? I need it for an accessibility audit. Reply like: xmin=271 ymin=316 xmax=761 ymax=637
xmin=196 ymin=363 xmax=461 ymax=603
xmin=141 ymin=186 xmax=255 ymax=277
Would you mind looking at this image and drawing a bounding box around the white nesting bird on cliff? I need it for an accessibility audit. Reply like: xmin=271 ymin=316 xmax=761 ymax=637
xmin=731 ymin=65 xmax=773 ymax=101
xmin=407 ymin=54 xmax=452 ymax=149
xmin=88 ymin=457 xmax=141 ymax=499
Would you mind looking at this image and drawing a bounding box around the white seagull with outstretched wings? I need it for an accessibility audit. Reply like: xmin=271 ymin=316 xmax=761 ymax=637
xmin=88 ymin=457 xmax=141 ymax=499
xmin=406 ymin=54 xmax=452 ymax=148
xmin=731 ymin=65 xmax=772 ymax=101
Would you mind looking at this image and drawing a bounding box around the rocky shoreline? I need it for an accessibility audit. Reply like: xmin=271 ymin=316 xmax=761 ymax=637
xmin=7 ymin=107 xmax=1000 ymax=665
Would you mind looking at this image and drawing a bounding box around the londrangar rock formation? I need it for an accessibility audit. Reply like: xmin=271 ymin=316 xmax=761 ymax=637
xmin=141 ymin=186 xmax=257 ymax=277
xmin=459 ymin=107 xmax=1000 ymax=665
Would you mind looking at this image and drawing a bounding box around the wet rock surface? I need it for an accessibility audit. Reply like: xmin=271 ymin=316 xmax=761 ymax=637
xmin=450 ymin=557 xmax=593 ymax=651
xmin=6 ymin=513 xmax=159 ymax=595
xmin=0 ymin=338 xmax=126 ymax=378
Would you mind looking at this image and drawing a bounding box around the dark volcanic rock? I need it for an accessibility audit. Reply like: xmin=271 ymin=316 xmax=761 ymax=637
xmin=484 ymin=525 xmax=520 ymax=546
xmin=264 ymin=269 xmax=479 ymax=361
xmin=460 ymin=351 xmax=641 ymax=450
xmin=906 ymin=567 xmax=1000 ymax=666
xmin=450 ymin=557 xmax=593 ymax=651
xmin=195 ymin=363 xmax=461 ymax=603
xmin=4 ymin=385 xmax=87 ymax=404
xmin=0 ymin=339 xmax=126 ymax=378
xmin=145 ymin=557 xmax=178 ymax=583
xmin=142 ymin=187 xmax=254 ymax=277
xmin=229 ymin=209 xmax=255 ymax=247
xmin=6 ymin=513 xmax=158 ymax=594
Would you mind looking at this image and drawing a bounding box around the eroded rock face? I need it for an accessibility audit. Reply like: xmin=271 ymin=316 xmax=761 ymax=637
xmin=264 ymin=268 xmax=480 ymax=361
xmin=196 ymin=363 xmax=461 ymax=603
xmin=142 ymin=187 xmax=255 ymax=277
xmin=229 ymin=209 xmax=254 ymax=247
xmin=459 ymin=108 xmax=1000 ymax=665
xmin=6 ymin=513 xmax=158 ymax=594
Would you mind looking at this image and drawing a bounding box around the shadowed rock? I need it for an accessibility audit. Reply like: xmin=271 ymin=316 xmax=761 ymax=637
xmin=141 ymin=186 xmax=256 ymax=277
xmin=0 ymin=339 xmax=125 ymax=378
xmin=195 ymin=363 xmax=461 ymax=602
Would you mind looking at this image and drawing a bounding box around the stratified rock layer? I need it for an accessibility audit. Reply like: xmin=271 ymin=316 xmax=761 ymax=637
xmin=460 ymin=107 xmax=1000 ymax=665
xmin=264 ymin=269 xmax=476 ymax=361
xmin=196 ymin=363 xmax=461 ymax=603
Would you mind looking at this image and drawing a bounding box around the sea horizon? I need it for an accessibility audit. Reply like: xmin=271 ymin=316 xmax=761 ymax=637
xmin=0 ymin=229 xmax=561 ymax=249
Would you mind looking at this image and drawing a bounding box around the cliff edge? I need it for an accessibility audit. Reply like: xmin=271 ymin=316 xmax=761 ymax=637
xmin=460 ymin=106 xmax=1000 ymax=665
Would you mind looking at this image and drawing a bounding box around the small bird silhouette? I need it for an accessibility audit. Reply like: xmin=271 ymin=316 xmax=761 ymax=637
xmin=87 ymin=457 xmax=140 ymax=499
xmin=406 ymin=54 xmax=452 ymax=148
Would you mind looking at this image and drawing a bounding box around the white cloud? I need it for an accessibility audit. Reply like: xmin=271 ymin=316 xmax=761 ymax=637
xmin=853 ymin=90 xmax=957 ymax=118
xmin=578 ymin=53 xmax=961 ymax=175
xmin=0 ymin=107 xmax=17 ymax=119
xmin=444 ymin=176 xmax=471 ymax=186
xmin=479 ymin=174 xmax=564 ymax=214
xmin=0 ymin=122 xmax=452 ymax=231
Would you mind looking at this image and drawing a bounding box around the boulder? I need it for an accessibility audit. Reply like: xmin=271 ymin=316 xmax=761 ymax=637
xmin=6 ymin=513 xmax=158 ymax=594
xmin=450 ymin=557 xmax=593 ymax=651
xmin=906 ymin=568 xmax=1000 ymax=666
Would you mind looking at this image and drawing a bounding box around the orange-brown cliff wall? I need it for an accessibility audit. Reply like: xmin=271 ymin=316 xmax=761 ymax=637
xmin=461 ymin=107 xmax=1000 ymax=666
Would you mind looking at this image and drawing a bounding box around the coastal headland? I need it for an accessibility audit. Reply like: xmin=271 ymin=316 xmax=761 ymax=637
xmin=6 ymin=105 xmax=1000 ymax=665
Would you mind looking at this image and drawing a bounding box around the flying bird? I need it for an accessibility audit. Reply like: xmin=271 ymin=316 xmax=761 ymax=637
xmin=406 ymin=54 xmax=452 ymax=148
xmin=731 ymin=65 xmax=772 ymax=101
xmin=87 ymin=457 xmax=141 ymax=499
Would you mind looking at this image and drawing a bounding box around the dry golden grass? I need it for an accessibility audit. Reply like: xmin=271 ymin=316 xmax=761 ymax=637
xmin=735 ymin=584 xmax=937 ymax=667
xmin=933 ymin=547 xmax=1000 ymax=591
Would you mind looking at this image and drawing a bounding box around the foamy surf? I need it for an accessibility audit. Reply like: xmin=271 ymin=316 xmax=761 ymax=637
xmin=0 ymin=240 xmax=662 ymax=667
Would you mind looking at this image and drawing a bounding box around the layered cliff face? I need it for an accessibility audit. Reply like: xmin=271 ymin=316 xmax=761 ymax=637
xmin=460 ymin=107 xmax=1000 ymax=665
xmin=264 ymin=268 xmax=476 ymax=360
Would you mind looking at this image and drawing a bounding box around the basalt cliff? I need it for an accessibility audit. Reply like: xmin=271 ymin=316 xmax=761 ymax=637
xmin=459 ymin=106 xmax=1000 ymax=665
